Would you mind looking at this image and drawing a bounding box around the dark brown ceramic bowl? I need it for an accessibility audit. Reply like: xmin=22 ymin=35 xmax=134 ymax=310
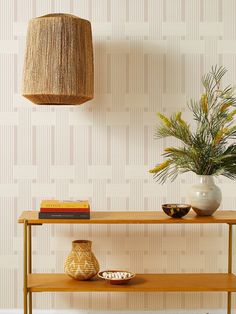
xmin=98 ymin=270 xmax=135 ymax=285
xmin=162 ymin=204 xmax=191 ymax=218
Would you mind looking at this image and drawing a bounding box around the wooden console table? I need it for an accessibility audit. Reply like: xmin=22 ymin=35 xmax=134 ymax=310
xmin=18 ymin=210 xmax=236 ymax=314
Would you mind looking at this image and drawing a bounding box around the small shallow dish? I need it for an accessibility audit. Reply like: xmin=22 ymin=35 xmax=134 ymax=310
xmin=98 ymin=270 xmax=135 ymax=285
xmin=162 ymin=204 xmax=191 ymax=218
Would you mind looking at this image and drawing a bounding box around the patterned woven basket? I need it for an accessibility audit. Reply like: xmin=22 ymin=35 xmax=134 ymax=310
xmin=64 ymin=240 xmax=99 ymax=280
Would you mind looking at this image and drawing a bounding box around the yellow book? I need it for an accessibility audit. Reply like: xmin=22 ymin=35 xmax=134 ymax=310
xmin=40 ymin=199 xmax=90 ymax=209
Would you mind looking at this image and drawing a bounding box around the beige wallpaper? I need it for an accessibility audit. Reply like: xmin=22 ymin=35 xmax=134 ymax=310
xmin=0 ymin=0 xmax=236 ymax=311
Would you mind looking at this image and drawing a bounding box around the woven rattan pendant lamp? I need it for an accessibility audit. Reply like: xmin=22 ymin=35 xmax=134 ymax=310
xmin=22 ymin=13 xmax=94 ymax=105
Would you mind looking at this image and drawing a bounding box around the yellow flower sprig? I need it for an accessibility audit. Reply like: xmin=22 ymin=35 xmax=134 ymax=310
xmin=175 ymin=112 xmax=182 ymax=121
xmin=149 ymin=160 xmax=170 ymax=174
xmin=164 ymin=147 xmax=175 ymax=153
xmin=157 ymin=113 xmax=172 ymax=127
xmin=226 ymin=109 xmax=236 ymax=121
xmin=220 ymin=102 xmax=232 ymax=113
xmin=213 ymin=127 xmax=229 ymax=145
xmin=164 ymin=147 xmax=186 ymax=155
xmin=200 ymin=94 xmax=208 ymax=114
xmin=175 ymin=111 xmax=189 ymax=128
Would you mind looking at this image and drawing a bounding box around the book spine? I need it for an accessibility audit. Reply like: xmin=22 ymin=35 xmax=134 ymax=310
xmin=40 ymin=207 xmax=90 ymax=213
xmin=39 ymin=212 xmax=90 ymax=219
xmin=40 ymin=203 xmax=89 ymax=209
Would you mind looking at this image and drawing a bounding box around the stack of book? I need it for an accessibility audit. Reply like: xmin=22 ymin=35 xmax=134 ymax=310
xmin=39 ymin=200 xmax=90 ymax=219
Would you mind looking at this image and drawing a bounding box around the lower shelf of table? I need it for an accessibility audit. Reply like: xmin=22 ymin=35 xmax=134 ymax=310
xmin=27 ymin=273 xmax=236 ymax=292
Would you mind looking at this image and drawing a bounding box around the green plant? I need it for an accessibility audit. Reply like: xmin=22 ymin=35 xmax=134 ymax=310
xmin=149 ymin=66 xmax=236 ymax=183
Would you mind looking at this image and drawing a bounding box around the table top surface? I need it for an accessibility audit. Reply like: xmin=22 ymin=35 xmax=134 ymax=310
xmin=18 ymin=210 xmax=236 ymax=224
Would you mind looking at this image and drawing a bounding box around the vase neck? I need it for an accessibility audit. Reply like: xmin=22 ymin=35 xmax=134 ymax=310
xmin=197 ymin=175 xmax=215 ymax=185
xmin=72 ymin=240 xmax=92 ymax=252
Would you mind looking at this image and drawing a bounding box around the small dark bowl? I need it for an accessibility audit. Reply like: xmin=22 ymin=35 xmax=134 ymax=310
xmin=162 ymin=204 xmax=191 ymax=218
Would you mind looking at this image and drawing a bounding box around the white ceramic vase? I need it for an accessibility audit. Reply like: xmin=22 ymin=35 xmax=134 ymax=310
xmin=188 ymin=175 xmax=222 ymax=216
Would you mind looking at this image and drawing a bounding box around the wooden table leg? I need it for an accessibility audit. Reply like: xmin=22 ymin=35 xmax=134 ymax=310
xmin=28 ymin=224 xmax=32 ymax=314
xmin=227 ymin=224 xmax=232 ymax=314
xmin=23 ymin=220 xmax=28 ymax=314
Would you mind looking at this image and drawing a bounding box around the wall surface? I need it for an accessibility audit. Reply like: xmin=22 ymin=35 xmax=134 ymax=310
xmin=0 ymin=0 xmax=236 ymax=312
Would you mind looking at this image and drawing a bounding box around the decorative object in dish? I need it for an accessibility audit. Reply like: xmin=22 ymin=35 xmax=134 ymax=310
xmin=98 ymin=270 xmax=135 ymax=285
xmin=162 ymin=204 xmax=191 ymax=218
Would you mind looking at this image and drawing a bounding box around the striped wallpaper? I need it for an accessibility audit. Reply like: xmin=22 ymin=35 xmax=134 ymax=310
xmin=0 ymin=0 xmax=236 ymax=311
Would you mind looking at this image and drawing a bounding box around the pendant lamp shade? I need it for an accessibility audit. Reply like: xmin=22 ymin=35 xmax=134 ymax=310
xmin=22 ymin=14 xmax=94 ymax=105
